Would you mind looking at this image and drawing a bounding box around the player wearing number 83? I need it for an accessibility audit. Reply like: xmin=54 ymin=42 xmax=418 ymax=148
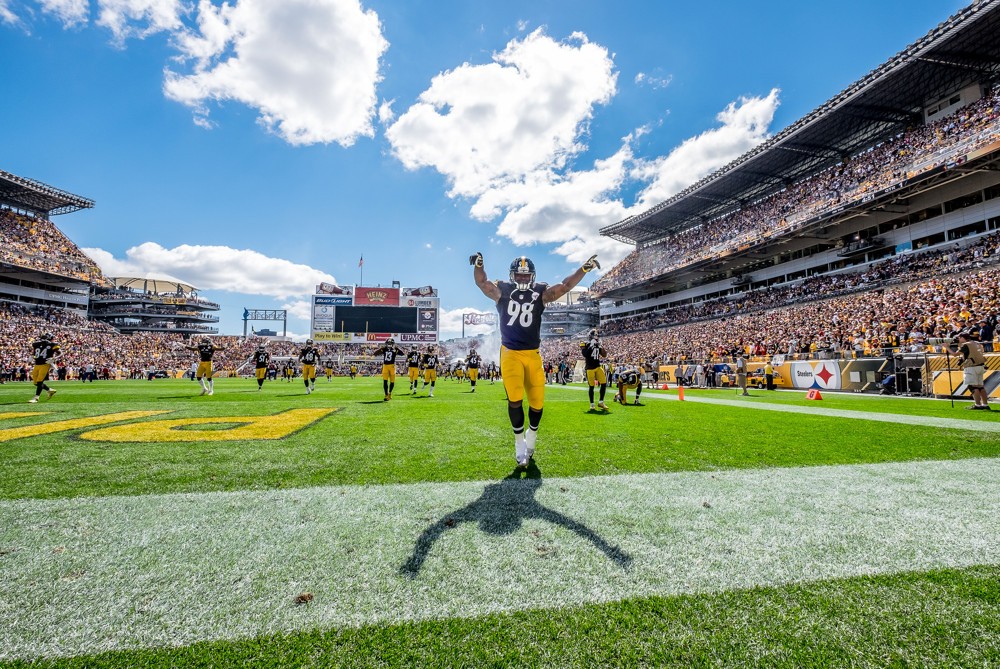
xmin=472 ymin=252 xmax=599 ymax=468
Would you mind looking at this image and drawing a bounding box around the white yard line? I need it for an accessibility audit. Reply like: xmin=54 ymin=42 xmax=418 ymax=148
xmin=1 ymin=459 xmax=999 ymax=660
xmin=555 ymin=384 xmax=1000 ymax=433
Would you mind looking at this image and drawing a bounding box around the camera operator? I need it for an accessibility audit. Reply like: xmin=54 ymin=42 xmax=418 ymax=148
xmin=956 ymin=330 xmax=990 ymax=411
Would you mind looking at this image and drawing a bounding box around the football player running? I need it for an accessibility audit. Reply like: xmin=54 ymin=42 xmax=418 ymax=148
xmin=472 ymin=251 xmax=599 ymax=468
xmin=298 ymin=339 xmax=322 ymax=394
xmin=28 ymin=331 xmax=61 ymax=403
xmin=184 ymin=336 xmax=224 ymax=396
xmin=406 ymin=346 xmax=422 ymax=394
xmin=581 ymin=328 xmax=610 ymax=411
xmin=466 ymin=347 xmax=482 ymax=393
xmin=420 ymin=344 xmax=440 ymax=397
xmin=249 ymin=343 xmax=270 ymax=391
xmin=373 ymin=338 xmax=405 ymax=400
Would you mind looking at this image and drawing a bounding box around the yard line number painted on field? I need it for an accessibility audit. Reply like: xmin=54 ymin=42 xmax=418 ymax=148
xmin=0 ymin=409 xmax=336 ymax=443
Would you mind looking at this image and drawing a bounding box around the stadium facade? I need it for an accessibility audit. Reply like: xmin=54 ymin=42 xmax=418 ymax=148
xmin=0 ymin=168 xmax=221 ymax=333
xmin=596 ymin=0 xmax=1000 ymax=326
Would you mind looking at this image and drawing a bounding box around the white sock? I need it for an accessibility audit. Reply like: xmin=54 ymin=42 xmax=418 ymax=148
xmin=525 ymin=428 xmax=537 ymax=455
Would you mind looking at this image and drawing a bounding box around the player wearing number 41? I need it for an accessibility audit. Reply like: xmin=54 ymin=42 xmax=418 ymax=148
xmin=29 ymin=331 xmax=61 ymax=403
xmin=298 ymin=339 xmax=322 ymax=394
xmin=472 ymin=251 xmax=600 ymax=468
xmin=373 ymin=338 xmax=405 ymax=401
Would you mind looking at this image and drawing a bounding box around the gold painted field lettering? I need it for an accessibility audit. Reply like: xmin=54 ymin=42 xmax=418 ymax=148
xmin=0 ymin=411 xmax=170 ymax=443
xmin=79 ymin=408 xmax=336 ymax=442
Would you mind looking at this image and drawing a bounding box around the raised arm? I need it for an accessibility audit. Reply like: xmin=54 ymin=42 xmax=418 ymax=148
xmin=543 ymin=254 xmax=600 ymax=303
xmin=470 ymin=252 xmax=501 ymax=302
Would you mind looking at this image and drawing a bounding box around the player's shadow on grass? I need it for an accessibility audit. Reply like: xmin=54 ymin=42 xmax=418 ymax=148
xmin=399 ymin=462 xmax=632 ymax=578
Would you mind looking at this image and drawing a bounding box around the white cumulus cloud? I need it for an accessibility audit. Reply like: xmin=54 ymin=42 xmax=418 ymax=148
xmin=0 ymin=0 xmax=21 ymax=24
xmin=388 ymin=28 xmax=781 ymax=269
xmin=633 ymin=88 xmax=780 ymax=208
xmin=36 ymin=0 xmax=89 ymax=26
xmin=96 ymin=0 xmax=185 ymax=42
xmin=387 ymin=28 xmax=617 ymax=197
xmin=164 ymin=0 xmax=388 ymax=146
xmin=84 ymin=242 xmax=336 ymax=299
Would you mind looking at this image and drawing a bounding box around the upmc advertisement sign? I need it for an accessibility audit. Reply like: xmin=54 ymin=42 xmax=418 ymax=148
xmin=355 ymin=287 xmax=400 ymax=306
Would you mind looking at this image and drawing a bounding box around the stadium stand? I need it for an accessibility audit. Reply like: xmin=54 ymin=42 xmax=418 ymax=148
xmin=89 ymin=277 xmax=222 ymax=335
xmin=557 ymin=1 xmax=1000 ymax=375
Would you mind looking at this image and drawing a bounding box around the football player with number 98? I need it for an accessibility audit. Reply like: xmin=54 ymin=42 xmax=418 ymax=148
xmin=472 ymin=251 xmax=599 ymax=468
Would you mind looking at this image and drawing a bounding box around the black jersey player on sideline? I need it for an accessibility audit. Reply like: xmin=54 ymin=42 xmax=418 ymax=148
xmin=28 ymin=332 xmax=61 ymax=403
xmin=580 ymin=329 xmax=610 ymax=411
xmin=472 ymin=252 xmax=599 ymax=468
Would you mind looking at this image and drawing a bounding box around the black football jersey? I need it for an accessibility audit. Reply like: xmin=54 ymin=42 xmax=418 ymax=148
xmin=376 ymin=346 xmax=402 ymax=364
xmin=580 ymin=341 xmax=605 ymax=369
xmin=467 ymin=353 xmax=481 ymax=369
xmin=31 ymin=340 xmax=59 ymax=365
xmin=422 ymin=353 xmax=439 ymax=368
xmin=495 ymin=280 xmax=546 ymax=350
xmin=300 ymin=347 xmax=320 ymax=364
xmin=197 ymin=342 xmax=216 ymax=362
xmin=407 ymin=351 xmax=421 ymax=367
xmin=253 ymin=350 xmax=270 ymax=368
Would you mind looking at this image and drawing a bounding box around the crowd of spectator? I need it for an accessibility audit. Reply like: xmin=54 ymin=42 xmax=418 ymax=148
xmin=0 ymin=209 xmax=110 ymax=285
xmin=593 ymin=86 xmax=1000 ymax=294
xmin=0 ymin=302 xmax=461 ymax=381
xmin=599 ymin=229 xmax=1000 ymax=336
xmin=542 ymin=263 xmax=1000 ymax=367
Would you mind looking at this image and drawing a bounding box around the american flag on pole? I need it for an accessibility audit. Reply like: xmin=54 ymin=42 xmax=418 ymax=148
xmin=359 ymin=256 xmax=364 ymax=268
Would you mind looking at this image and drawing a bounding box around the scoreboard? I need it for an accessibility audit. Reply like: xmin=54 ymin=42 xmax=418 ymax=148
xmin=311 ymin=286 xmax=439 ymax=343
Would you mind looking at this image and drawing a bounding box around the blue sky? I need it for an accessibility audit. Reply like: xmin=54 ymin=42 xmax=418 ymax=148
xmin=0 ymin=0 xmax=965 ymax=339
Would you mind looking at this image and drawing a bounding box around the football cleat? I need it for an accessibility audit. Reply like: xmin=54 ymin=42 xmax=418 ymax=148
xmin=47 ymin=390 xmax=57 ymax=399
xmin=525 ymin=430 xmax=537 ymax=459
xmin=207 ymin=390 xmax=213 ymax=396
xmin=384 ymin=395 xmax=390 ymax=402
xmin=200 ymin=388 xmax=208 ymax=396
xmin=29 ymin=397 xmax=38 ymax=403
xmin=590 ymin=403 xmax=596 ymax=410
xmin=509 ymin=256 xmax=536 ymax=291
xmin=598 ymin=401 xmax=608 ymax=411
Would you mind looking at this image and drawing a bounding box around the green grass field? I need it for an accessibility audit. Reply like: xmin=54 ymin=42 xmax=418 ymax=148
xmin=1 ymin=376 xmax=998 ymax=667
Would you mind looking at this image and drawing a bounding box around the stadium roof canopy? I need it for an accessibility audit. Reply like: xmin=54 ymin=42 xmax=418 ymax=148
xmin=111 ymin=277 xmax=197 ymax=294
xmin=0 ymin=169 xmax=94 ymax=217
xmin=601 ymin=0 xmax=1000 ymax=246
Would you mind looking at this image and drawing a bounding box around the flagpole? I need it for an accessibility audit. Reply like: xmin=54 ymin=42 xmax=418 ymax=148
xmin=359 ymin=254 xmax=364 ymax=287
